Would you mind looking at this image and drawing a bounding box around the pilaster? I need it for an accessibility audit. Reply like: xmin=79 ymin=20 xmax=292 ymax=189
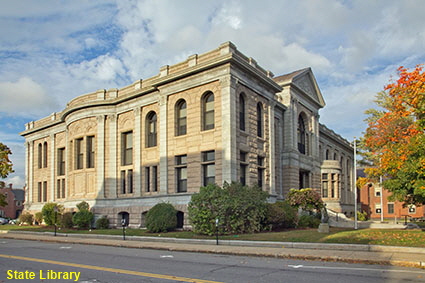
xmin=268 ymin=103 xmax=276 ymax=195
xmin=107 ymin=114 xmax=117 ymax=198
xmin=133 ymin=108 xmax=142 ymax=197
xmin=96 ymin=115 xmax=105 ymax=198
xmin=50 ymin=134 xmax=55 ymax=201
xmin=220 ymin=76 xmax=237 ymax=183
xmin=159 ymin=95 xmax=168 ymax=195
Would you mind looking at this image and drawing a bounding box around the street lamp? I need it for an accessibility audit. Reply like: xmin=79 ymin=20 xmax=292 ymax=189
xmin=121 ymin=218 xmax=126 ymax=240
xmin=215 ymin=218 xmax=219 ymax=245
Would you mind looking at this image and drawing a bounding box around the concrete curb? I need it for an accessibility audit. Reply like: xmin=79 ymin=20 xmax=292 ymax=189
xmin=2 ymin=230 xmax=425 ymax=254
xmin=1 ymin=230 xmax=425 ymax=269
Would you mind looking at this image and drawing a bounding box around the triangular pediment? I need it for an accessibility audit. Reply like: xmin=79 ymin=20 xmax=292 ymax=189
xmin=274 ymin=68 xmax=326 ymax=108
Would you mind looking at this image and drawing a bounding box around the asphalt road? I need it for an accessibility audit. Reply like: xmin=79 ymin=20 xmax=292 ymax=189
xmin=0 ymin=239 xmax=424 ymax=283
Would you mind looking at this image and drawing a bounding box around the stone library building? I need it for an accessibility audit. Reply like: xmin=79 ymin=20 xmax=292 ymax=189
xmin=21 ymin=42 xmax=354 ymax=228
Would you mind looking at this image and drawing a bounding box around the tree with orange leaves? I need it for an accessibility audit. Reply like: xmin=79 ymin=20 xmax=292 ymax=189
xmin=362 ymin=65 xmax=425 ymax=205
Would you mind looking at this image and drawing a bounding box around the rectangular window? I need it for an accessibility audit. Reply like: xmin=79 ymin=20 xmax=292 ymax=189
xmin=202 ymin=151 xmax=215 ymax=186
xmin=38 ymin=182 xmax=42 ymax=202
xmin=43 ymin=181 xmax=47 ymax=202
xmin=240 ymin=151 xmax=248 ymax=186
xmin=145 ymin=167 xmax=150 ymax=192
xmin=176 ymin=155 xmax=187 ymax=193
xmin=57 ymin=179 xmax=61 ymax=199
xmin=388 ymin=203 xmax=394 ymax=214
xmin=375 ymin=186 xmax=381 ymax=197
xmin=257 ymin=156 xmax=265 ymax=188
xmin=375 ymin=203 xmax=382 ymax=214
xmin=152 ymin=166 xmax=157 ymax=192
xmin=122 ymin=131 xmax=133 ymax=166
xmin=75 ymin=138 xmax=84 ymax=169
xmin=61 ymin=179 xmax=65 ymax=199
xmin=86 ymin=136 xmax=95 ymax=168
xmin=322 ymin=173 xmax=328 ymax=198
xmin=57 ymin=148 xmax=66 ymax=176
xmin=128 ymin=169 xmax=133 ymax=194
xmin=121 ymin=170 xmax=126 ymax=194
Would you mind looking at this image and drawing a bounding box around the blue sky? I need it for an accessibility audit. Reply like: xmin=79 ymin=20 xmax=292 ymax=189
xmin=1 ymin=0 xmax=425 ymax=188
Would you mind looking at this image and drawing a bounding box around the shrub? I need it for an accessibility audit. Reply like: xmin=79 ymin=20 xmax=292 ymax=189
xmin=188 ymin=182 xmax=269 ymax=235
xmin=287 ymin=188 xmax=324 ymax=212
xmin=72 ymin=201 xmax=94 ymax=229
xmin=34 ymin=212 xmax=43 ymax=225
xmin=60 ymin=212 xmax=74 ymax=228
xmin=72 ymin=210 xmax=94 ymax=229
xmin=19 ymin=213 xmax=34 ymax=225
xmin=357 ymin=211 xmax=368 ymax=221
xmin=265 ymin=201 xmax=298 ymax=230
xmin=76 ymin=201 xmax=90 ymax=211
xmin=146 ymin=202 xmax=177 ymax=233
xmin=96 ymin=216 xmax=110 ymax=229
xmin=41 ymin=203 xmax=64 ymax=226
xmin=297 ymin=214 xmax=321 ymax=228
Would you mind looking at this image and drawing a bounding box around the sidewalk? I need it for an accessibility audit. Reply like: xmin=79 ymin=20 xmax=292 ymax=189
xmin=1 ymin=230 xmax=424 ymax=269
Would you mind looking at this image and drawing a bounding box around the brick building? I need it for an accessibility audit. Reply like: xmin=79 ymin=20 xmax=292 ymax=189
xmin=21 ymin=42 xmax=354 ymax=227
xmin=360 ymin=181 xmax=425 ymax=222
xmin=0 ymin=183 xmax=25 ymax=219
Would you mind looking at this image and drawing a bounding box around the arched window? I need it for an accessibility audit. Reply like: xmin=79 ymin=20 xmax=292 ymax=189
xmin=43 ymin=142 xmax=48 ymax=168
xmin=176 ymin=100 xmax=187 ymax=136
xmin=202 ymin=92 xmax=214 ymax=131
xmin=38 ymin=143 xmax=42 ymax=169
xmin=257 ymin=103 xmax=263 ymax=137
xmin=297 ymin=115 xmax=306 ymax=154
xmin=146 ymin=111 xmax=157 ymax=147
xmin=239 ymin=94 xmax=246 ymax=131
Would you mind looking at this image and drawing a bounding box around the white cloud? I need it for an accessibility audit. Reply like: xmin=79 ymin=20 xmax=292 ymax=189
xmin=0 ymin=77 xmax=58 ymax=117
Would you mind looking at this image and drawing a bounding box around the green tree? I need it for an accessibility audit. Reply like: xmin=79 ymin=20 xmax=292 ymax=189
xmin=0 ymin=193 xmax=6 ymax=207
xmin=0 ymin=142 xmax=14 ymax=178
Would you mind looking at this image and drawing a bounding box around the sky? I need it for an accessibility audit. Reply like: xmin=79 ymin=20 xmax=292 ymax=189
xmin=1 ymin=0 xmax=425 ymax=188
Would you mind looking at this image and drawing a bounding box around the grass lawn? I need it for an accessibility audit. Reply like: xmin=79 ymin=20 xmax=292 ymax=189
xmin=2 ymin=225 xmax=425 ymax=248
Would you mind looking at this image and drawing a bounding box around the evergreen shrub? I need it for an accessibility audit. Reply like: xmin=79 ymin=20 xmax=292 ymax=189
xmin=146 ymin=202 xmax=177 ymax=233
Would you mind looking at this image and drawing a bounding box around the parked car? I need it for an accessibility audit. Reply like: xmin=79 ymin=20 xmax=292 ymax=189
xmin=0 ymin=217 xmax=8 ymax=225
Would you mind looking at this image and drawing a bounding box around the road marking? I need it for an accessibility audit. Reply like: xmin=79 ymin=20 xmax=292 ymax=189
xmin=287 ymin=264 xmax=425 ymax=274
xmin=59 ymin=246 xmax=72 ymax=249
xmin=160 ymin=255 xmax=174 ymax=258
xmin=0 ymin=253 xmax=223 ymax=283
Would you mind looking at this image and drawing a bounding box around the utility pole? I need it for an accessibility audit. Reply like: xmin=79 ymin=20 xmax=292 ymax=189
xmin=380 ymin=175 xmax=384 ymax=222
xmin=354 ymin=138 xmax=358 ymax=230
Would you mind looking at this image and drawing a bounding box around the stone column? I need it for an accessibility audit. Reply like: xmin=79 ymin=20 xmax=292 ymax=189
xmin=268 ymin=103 xmax=276 ymax=195
xmin=292 ymin=99 xmax=298 ymax=151
xmin=27 ymin=142 xmax=34 ymax=205
xmin=221 ymin=76 xmax=237 ymax=183
xmin=107 ymin=114 xmax=117 ymax=198
xmin=133 ymin=107 xmax=142 ymax=197
xmin=159 ymin=95 xmax=168 ymax=195
xmin=96 ymin=115 xmax=105 ymax=198
xmin=50 ymin=134 xmax=55 ymax=201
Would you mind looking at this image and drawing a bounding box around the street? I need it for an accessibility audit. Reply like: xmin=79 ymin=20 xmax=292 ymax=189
xmin=0 ymin=239 xmax=424 ymax=283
